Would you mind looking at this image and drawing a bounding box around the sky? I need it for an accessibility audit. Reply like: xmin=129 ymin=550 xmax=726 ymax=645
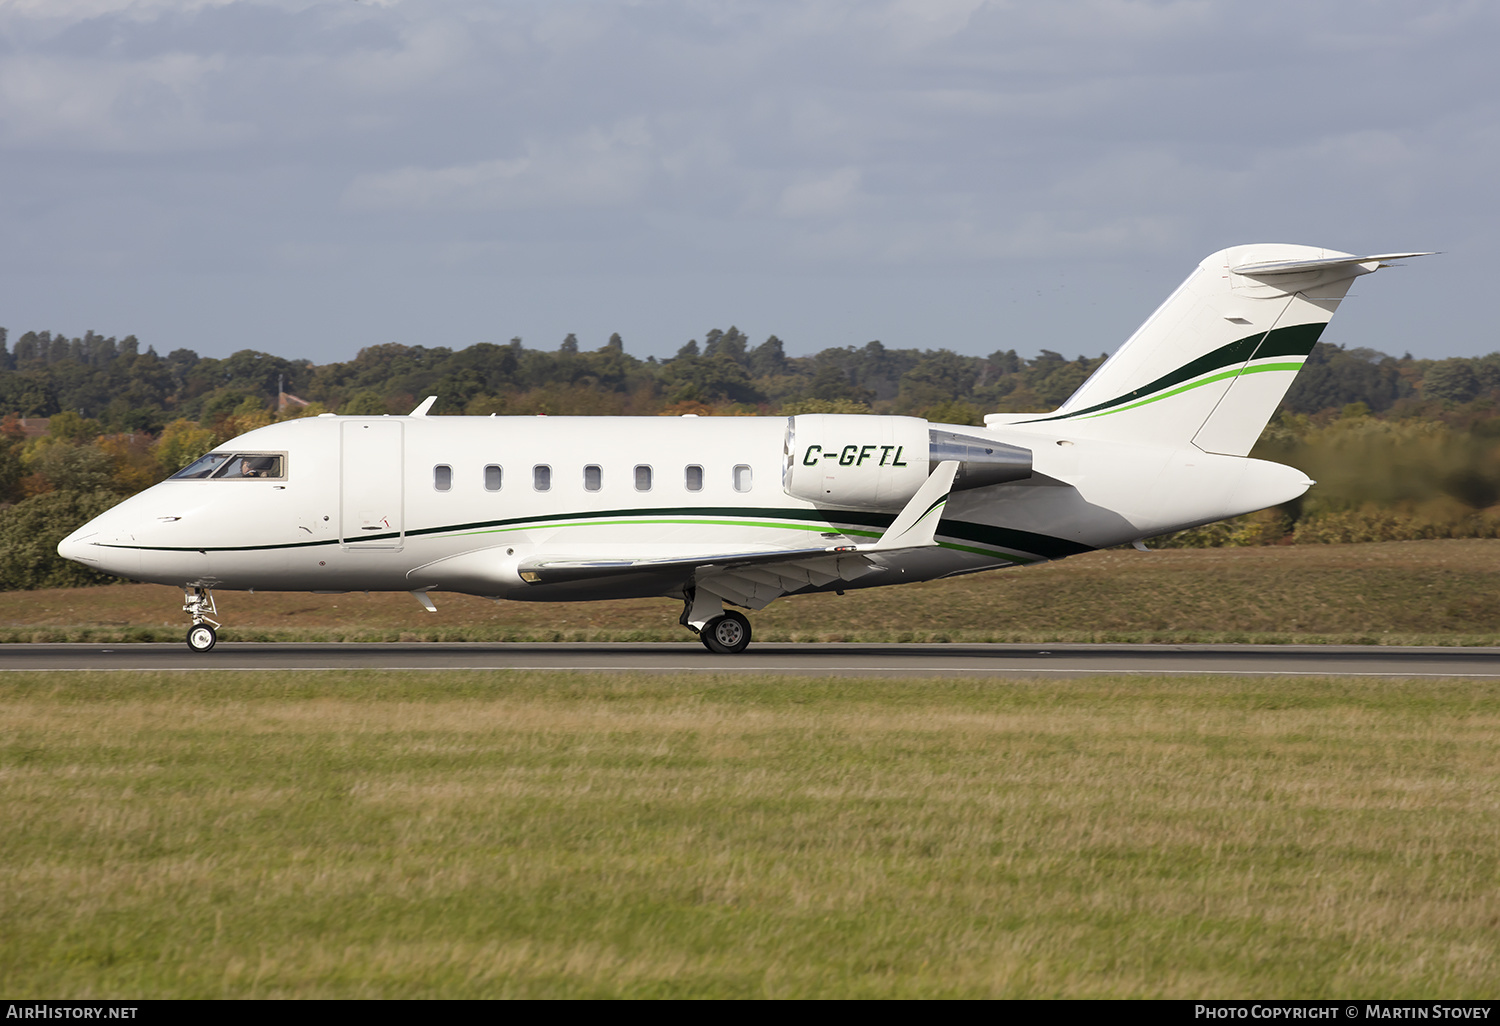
xmin=0 ymin=0 xmax=1494 ymax=365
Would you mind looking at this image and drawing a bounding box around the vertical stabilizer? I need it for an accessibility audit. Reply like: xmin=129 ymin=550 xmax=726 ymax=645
xmin=989 ymin=245 xmax=1429 ymax=456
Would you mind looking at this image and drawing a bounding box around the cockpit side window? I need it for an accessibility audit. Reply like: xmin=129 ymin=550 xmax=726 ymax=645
xmin=172 ymin=453 xmax=286 ymax=480
xmin=215 ymin=454 xmax=284 ymax=479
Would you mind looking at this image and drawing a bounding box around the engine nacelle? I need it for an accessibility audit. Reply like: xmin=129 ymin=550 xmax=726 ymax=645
xmin=783 ymin=414 xmax=1032 ymax=509
xmin=784 ymin=414 xmax=931 ymax=509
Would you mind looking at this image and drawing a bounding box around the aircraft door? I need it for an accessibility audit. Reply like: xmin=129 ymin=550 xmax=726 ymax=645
xmin=340 ymin=420 xmax=404 ymax=550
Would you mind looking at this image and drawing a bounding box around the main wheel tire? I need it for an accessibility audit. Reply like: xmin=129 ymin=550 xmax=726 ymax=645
xmin=186 ymin=623 xmax=217 ymax=653
xmin=701 ymin=611 xmax=751 ymax=654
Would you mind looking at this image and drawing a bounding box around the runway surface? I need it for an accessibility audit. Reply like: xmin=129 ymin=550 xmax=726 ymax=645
xmin=2 ymin=642 xmax=1499 ymax=677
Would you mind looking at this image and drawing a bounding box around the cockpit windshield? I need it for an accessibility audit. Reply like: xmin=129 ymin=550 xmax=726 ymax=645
xmin=170 ymin=453 xmax=286 ymax=480
xmin=171 ymin=453 xmax=232 ymax=479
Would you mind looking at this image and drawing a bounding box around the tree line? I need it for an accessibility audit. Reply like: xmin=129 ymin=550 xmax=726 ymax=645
xmin=0 ymin=324 xmax=1111 ymax=429
xmin=2 ymin=323 xmax=1500 ymax=587
xmin=1 ymin=323 xmax=1491 ymax=429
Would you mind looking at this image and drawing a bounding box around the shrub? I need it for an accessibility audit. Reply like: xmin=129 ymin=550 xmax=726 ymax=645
xmin=1291 ymin=507 xmax=1500 ymax=544
xmin=1148 ymin=509 xmax=1291 ymax=548
xmin=0 ymin=490 xmax=123 ymax=589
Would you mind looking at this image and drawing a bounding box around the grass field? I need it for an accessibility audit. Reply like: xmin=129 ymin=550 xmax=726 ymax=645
xmin=2 ymin=670 xmax=1496 ymax=998
xmin=3 ymin=539 xmax=1500 ymax=646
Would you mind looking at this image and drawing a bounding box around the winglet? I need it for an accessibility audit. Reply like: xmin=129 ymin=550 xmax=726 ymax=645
xmin=866 ymin=460 xmax=958 ymax=552
xmin=409 ymin=396 xmax=438 ymax=417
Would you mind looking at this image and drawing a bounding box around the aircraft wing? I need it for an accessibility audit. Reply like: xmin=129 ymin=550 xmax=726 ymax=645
xmin=514 ymin=461 xmax=961 ymax=606
xmin=515 ymin=543 xmax=863 ymax=585
xmin=517 ymin=547 xmax=885 ymax=610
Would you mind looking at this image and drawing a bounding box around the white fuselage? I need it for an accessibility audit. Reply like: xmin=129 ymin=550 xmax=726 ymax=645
xmin=57 ymin=413 xmax=1312 ymax=606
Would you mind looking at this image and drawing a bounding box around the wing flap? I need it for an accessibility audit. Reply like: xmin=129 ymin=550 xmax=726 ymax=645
xmin=698 ymin=554 xmax=882 ymax=610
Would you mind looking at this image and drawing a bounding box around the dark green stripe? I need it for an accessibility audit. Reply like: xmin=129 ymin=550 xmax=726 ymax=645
xmin=918 ymin=495 xmax=947 ymax=522
xmin=1022 ymin=322 xmax=1326 ymax=423
xmin=1253 ymin=321 xmax=1327 ymax=359
xmin=946 ymin=521 xmax=1093 ymax=559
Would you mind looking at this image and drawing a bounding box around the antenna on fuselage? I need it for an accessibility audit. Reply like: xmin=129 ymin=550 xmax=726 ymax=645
xmin=409 ymin=396 xmax=437 ymax=417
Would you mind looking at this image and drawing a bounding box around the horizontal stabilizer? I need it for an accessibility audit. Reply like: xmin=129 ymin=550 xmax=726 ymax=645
xmin=1230 ymin=252 xmax=1433 ymax=277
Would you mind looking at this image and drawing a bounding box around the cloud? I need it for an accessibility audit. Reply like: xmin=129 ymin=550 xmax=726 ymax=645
xmin=0 ymin=0 xmax=1495 ymax=360
xmin=343 ymin=120 xmax=654 ymax=211
xmin=874 ymin=0 xmax=986 ymax=47
xmin=777 ymin=167 xmax=863 ymax=219
xmin=0 ymin=0 xmax=243 ymax=20
xmin=0 ymin=51 xmax=244 ymax=150
xmin=330 ymin=16 xmax=475 ymax=95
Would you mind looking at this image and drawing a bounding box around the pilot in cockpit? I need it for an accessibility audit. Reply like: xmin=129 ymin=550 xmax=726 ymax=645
xmin=231 ymin=456 xmax=280 ymax=478
xmin=170 ymin=452 xmax=282 ymax=480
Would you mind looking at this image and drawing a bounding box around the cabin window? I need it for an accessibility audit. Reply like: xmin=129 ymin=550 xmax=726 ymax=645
xmin=534 ymin=465 xmax=551 ymax=491
xmin=434 ymin=465 xmax=452 ymax=491
xmin=734 ymin=464 xmax=753 ymax=492
xmin=484 ymin=465 xmax=502 ymax=491
xmin=634 ymin=465 xmax=653 ymax=491
xmin=171 ymin=452 xmax=285 ymax=481
xmin=685 ymin=465 xmax=704 ymax=491
xmin=584 ymin=465 xmax=602 ymax=491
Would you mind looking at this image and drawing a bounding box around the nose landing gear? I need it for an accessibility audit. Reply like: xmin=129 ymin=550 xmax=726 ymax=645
xmin=183 ymin=586 xmax=221 ymax=653
xmin=187 ymin=622 xmax=217 ymax=653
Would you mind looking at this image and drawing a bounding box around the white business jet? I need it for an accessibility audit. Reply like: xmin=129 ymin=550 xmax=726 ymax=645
xmin=57 ymin=244 xmax=1428 ymax=653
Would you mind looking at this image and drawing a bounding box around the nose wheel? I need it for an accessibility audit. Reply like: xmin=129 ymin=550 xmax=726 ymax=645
xmin=182 ymin=586 xmax=221 ymax=654
xmin=700 ymin=610 xmax=752 ymax=654
xmin=187 ymin=623 xmax=218 ymax=652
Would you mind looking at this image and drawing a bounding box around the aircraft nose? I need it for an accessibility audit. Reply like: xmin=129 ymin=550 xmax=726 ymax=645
xmin=56 ymin=529 xmax=97 ymax=565
xmin=57 ymin=523 xmax=141 ymax=579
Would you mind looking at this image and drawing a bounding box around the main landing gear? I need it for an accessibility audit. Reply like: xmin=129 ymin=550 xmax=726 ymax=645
xmin=681 ymin=589 xmax=753 ymax=654
xmin=183 ymin=586 xmax=220 ymax=653
xmin=700 ymin=610 xmax=752 ymax=654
